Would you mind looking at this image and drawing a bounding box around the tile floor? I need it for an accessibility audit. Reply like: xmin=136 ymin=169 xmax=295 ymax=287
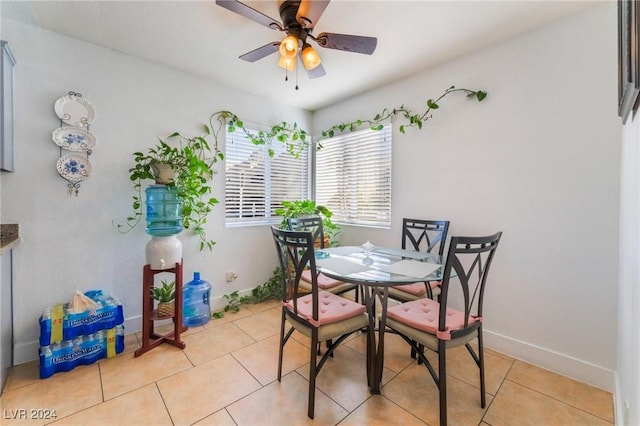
xmin=1 ymin=299 xmax=614 ymax=425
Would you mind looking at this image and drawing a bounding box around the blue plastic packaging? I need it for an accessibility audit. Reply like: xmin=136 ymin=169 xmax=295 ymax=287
xmin=39 ymin=325 xmax=125 ymax=379
xmin=145 ymin=184 xmax=182 ymax=236
xmin=183 ymin=272 xmax=211 ymax=327
xmin=39 ymin=290 xmax=124 ymax=346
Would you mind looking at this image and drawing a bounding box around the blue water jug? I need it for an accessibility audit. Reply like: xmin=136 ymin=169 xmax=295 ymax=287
xmin=145 ymin=185 xmax=182 ymax=236
xmin=183 ymin=272 xmax=211 ymax=327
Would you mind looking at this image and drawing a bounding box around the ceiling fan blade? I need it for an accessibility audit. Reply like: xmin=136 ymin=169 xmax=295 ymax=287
xmin=239 ymin=42 xmax=281 ymax=62
xmin=315 ymin=32 xmax=377 ymax=55
xmin=215 ymin=0 xmax=282 ymax=30
xmin=306 ymin=62 xmax=326 ymax=79
xmin=296 ymin=0 xmax=331 ymax=29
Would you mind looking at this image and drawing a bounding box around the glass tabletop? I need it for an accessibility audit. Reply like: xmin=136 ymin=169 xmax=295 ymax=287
xmin=316 ymin=246 xmax=443 ymax=285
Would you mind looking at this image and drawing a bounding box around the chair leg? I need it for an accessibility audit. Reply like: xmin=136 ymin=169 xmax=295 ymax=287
xmin=478 ymin=329 xmax=486 ymax=407
xmin=438 ymin=343 xmax=447 ymax=426
xmin=308 ymin=331 xmax=318 ymax=419
xmin=278 ymin=311 xmax=286 ymax=381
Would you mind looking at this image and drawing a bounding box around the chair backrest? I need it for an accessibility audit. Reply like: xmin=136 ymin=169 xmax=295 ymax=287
xmin=287 ymin=216 xmax=326 ymax=248
xmin=402 ymin=218 xmax=450 ymax=256
xmin=438 ymin=232 xmax=502 ymax=339
xmin=271 ymin=226 xmax=319 ymax=319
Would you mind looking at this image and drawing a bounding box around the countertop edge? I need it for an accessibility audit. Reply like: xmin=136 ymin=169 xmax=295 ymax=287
xmin=0 ymin=224 xmax=20 ymax=255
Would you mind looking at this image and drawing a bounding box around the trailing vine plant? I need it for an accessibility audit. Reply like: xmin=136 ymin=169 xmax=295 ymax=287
xmin=320 ymin=86 xmax=487 ymax=138
xmin=211 ymin=268 xmax=281 ymax=319
xmin=211 ymin=85 xmax=487 ymax=157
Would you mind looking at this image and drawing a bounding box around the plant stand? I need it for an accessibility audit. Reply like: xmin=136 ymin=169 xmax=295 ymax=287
xmin=134 ymin=261 xmax=187 ymax=357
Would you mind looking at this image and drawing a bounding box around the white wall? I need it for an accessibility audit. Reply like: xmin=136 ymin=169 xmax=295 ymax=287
xmin=0 ymin=19 xmax=310 ymax=364
xmin=618 ymin=88 xmax=640 ymax=424
xmin=315 ymin=4 xmax=620 ymax=391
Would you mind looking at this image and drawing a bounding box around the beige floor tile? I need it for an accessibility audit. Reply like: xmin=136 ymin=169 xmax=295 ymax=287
xmin=192 ymin=408 xmax=237 ymax=425
xmin=424 ymin=343 xmax=514 ymax=396
xmin=3 ymin=360 xmax=40 ymax=392
xmin=2 ymin=299 xmax=616 ymax=426
xmin=346 ymin=331 xmax=415 ymax=373
xmin=340 ymin=395 xmax=427 ymax=426
xmin=232 ymin=333 xmax=309 ymax=385
xmin=232 ymin=308 xmax=281 ymax=341
xmin=295 ymin=345 xmax=376 ymax=412
xmin=484 ymin=379 xmax=612 ymax=425
xmin=226 ymin=371 xmax=349 ymax=426
xmin=507 ymin=360 xmax=614 ymax=423
xmin=99 ymin=344 xmax=192 ymax=400
xmin=182 ymin=322 xmax=256 ymax=365
xmin=157 ymin=354 xmax=261 ymax=426
xmin=0 ymin=364 xmax=102 ymax=425
xmin=382 ymin=361 xmax=492 ymax=425
xmin=243 ymin=299 xmax=281 ymax=313
xmin=50 ymin=383 xmax=172 ymax=425
xmin=209 ymin=305 xmax=255 ymax=325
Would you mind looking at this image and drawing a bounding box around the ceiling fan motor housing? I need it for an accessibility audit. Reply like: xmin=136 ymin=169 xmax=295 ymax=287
xmin=279 ymin=0 xmax=310 ymax=43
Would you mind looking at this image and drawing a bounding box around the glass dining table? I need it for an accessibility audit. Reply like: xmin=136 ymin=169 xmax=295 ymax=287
xmin=315 ymin=245 xmax=444 ymax=394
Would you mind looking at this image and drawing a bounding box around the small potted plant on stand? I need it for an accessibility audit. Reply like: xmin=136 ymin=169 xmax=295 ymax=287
xmin=152 ymin=279 xmax=176 ymax=318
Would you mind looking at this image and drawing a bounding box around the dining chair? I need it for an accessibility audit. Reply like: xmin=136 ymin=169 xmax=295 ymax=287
xmin=271 ymin=226 xmax=369 ymax=419
xmin=287 ymin=216 xmax=359 ymax=301
xmin=384 ymin=232 xmax=502 ymax=426
xmin=387 ymin=218 xmax=450 ymax=303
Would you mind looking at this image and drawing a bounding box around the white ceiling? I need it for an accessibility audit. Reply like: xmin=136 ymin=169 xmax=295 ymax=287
xmin=1 ymin=0 xmax=602 ymax=111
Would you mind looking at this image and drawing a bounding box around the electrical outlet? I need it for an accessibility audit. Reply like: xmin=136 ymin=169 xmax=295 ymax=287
xmin=225 ymin=271 xmax=238 ymax=282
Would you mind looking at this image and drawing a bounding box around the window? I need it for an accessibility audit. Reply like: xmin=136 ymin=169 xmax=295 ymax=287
xmin=315 ymin=125 xmax=392 ymax=227
xmin=225 ymin=127 xmax=309 ymax=225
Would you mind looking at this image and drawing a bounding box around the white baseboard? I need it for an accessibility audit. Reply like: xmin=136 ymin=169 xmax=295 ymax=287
xmin=484 ymin=329 xmax=615 ymax=392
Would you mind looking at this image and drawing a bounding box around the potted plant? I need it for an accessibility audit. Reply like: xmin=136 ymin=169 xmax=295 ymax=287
xmin=275 ymin=199 xmax=339 ymax=246
xmin=152 ymin=279 xmax=176 ymax=317
xmin=116 ymin=122 xmax=224 ymax=251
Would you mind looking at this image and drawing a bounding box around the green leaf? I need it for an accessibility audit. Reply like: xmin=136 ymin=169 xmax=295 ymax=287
xmin=427 ymin=99 xmax=439 ymax=109
xmin=476 ymin=90 xmax=487 ymax=101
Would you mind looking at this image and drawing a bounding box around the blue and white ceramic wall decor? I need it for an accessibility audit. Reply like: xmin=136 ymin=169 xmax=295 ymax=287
xmin=53 ymin=91 xmax=96 ymax=195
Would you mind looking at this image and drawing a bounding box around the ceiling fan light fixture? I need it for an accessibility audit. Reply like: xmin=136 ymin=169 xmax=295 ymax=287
xmin=278 ymin=54 xmax=296 ymax=71
xmin=279 ymin=35 xmax=299 ymax=59
xmin=301 ymin=43 xmax=321 ymax=70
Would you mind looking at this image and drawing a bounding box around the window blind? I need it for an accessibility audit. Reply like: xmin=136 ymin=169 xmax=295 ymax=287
xmin=315 ymin=125 xmax=392 ymax=227
xmin=225 ymin=128 xmax=309 ymax=225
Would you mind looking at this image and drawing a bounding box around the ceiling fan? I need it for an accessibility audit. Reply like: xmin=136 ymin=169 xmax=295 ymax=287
xmin=215 ymin=0 xmax=377 ymax=80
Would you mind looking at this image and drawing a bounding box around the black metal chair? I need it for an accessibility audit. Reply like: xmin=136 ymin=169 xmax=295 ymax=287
xmin=271 ymin=226 xmax=369 ymax=419
xmin=385 ymin=232 xmax=502 ymax=426
xmin=287 ymin=216 xmax=359 ymax=301
xmin=387 ymin=218 xmax=450 ymax=303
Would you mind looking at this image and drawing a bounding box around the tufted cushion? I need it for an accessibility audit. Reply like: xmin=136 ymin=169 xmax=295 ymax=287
xmin=301 ymin=269 xmax=344 ymax=289
xmin=285 ymin=291 xmax=366 ymax=327
xmin=391 ymin=280 xmax=441 ymax=296
xmin=387 ymin=298 xmax=481 ymax=340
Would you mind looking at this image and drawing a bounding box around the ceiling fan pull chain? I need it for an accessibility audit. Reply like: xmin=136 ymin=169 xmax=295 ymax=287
xmin=295 ymin=62 xmax=299 ymax=90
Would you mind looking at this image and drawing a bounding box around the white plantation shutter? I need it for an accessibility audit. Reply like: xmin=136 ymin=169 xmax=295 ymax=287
xmin=225 ymin=128 xmax=309 ymax=225
xmin=315 ymin=125 xmax=392 ymax=227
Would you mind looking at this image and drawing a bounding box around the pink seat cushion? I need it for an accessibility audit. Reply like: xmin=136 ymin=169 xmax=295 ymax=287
xmin=387 ymin=298 xmax=480 ymax=340
xmin=301 ymin=269 xmax=344 ymax=289
xmin=285 ymin=291 xmax=366 ymax=327
xmin=391 ymin=280 xmax=441 ymax=296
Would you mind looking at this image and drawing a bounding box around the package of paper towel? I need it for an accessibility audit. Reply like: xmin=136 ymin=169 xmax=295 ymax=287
xmin=39 ymin=289 xmax=124 ymax=346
